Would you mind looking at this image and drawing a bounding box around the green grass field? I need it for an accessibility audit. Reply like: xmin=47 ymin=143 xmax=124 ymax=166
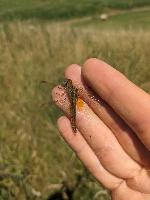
xmin=0 ymin=1 xmax=150 ymax=200
xmin=0 ymin=0 xmax=150 ymax=21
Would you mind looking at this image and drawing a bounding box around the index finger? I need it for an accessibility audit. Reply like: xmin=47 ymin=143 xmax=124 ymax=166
xmin=82 ymin=58 xmax=150 ymax=150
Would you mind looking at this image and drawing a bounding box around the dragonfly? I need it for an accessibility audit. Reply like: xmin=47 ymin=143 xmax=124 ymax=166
xmin=40 ymin=78 xmax=100 ymax=134
xmin=62 ymin=79 xmax=78 ymax=133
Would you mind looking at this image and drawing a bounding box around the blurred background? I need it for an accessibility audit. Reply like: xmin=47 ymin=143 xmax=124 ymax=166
xmin=0 ymin=0 xmax=150 ymax=199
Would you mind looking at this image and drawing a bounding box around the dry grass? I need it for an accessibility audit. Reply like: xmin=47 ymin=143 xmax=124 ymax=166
xmin=0 ymin=21 xmax=150 ymax=199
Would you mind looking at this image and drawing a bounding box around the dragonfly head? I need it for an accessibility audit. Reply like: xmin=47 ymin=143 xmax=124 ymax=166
xmin=61 ymin=79 xmax=72 ymax=89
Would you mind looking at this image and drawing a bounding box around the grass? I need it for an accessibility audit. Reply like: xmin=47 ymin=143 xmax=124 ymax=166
xmin=0 ymin=20 xmax=150 ymax=199
xmin=102 ymin=0 xmax=150 ymax=9
xmin=0 ymin=0 xmax=103 ymax=21
xmin=0 ymin=0 xmax=150 ymax=21
xmin=73 ymin=9 xmax=150 ymax=30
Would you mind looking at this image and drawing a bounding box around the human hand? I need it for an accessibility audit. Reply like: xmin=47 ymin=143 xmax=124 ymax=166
xmin=52 ymin=58 xmax=150 ymax=200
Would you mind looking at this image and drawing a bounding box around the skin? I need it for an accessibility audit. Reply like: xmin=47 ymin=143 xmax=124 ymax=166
xmin=52 ymin=58 xmax=150 ymax=200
